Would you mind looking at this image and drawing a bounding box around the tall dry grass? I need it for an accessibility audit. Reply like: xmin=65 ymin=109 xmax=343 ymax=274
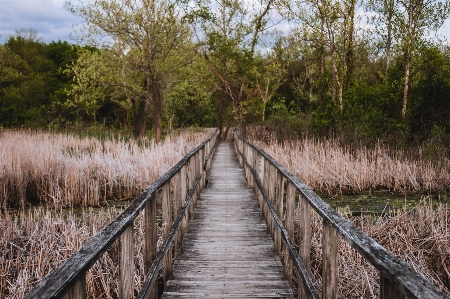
xmin=0 ymin=206 xmax=158 ymax=298
xmin=292 ymin=200 xmax=450 ymax=298
xmin=0 ymin=128 xmax=213 ymax=210
xmin=250 ymin=135 xmax=450 ymax=196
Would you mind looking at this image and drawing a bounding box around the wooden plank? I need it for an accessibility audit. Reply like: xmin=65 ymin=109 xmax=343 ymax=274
xmin=162 ymin=142 xmax=294 ymax=299
xmin=274 ymin=172 xmax=284 ymax=256
xmin=298 ymin=194 xmax=312 ymax=299
xmin=162 ymin=183 xmax=172 ymax=284
xmin=284 ymin=182 xmax=295 ymax=284
xmin=63 ymin=276 xmax=86 ymax=299
xmin=322 ymin=221 xmax=338 ymax=299
xmin=119 ymin=224 xmax=134 ymax=299
xmin=380 ymin=275 xmax=407 ymax=299
xmin=180 ymin=165 xmax=188 ymax=239
xmin=173 ymin=172 xmax=182 ymax=258
xmin=144 ymin=197 xmax=158 ymax=299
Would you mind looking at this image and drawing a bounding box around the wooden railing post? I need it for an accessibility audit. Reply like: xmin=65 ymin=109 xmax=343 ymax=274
xmin=380 ymin=275 xmax=407 ymax=299
xmin=263 ymin=159 xmax=270 ymax=231
xmin=144 ymin=196 xmax=158 ymax=299
xmin=274 ymin=172 xmax=284 ymax=255
xmin=173 ymin=172 xmax=182 ymax=258
xmin=162 ymin=183 xmax=172 ymax=284
xmin=298 ymin=194 xmax=312 ymax=299
xmin=284 ymin=182 xmax=295 ymax=284
xmin=268 ymin=165 xmax=277 ymax=239
xmin=119 ymin=224 xmax=134 ymax=299
xmin=257 ymin=153 xmax=264 ymax=209
xmin=64 ymin=275 xmax=86 ymax=299
xmin=180 ymin=165 xmax=188 ymax=238
xmin=322 ymin=221 xmax=338 ymax=299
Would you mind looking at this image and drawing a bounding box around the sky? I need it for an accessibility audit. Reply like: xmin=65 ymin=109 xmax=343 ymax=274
xmin=0 ymin=0 xmax=449 ymax=44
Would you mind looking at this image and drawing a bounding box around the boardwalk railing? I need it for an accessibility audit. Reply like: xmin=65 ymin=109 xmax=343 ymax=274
xmin=24 ymin=129 xmax=219 ymax=299
xmin=234 ymin=130 xmax=448 ymax=299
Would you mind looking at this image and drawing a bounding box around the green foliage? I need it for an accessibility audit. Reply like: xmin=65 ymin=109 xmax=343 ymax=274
xmin=165 ymin=81 xmax=216 ymax=128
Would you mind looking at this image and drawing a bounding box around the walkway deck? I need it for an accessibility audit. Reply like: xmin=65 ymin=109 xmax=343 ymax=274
xmin=162 ymin=142 xmax=294 ymax=298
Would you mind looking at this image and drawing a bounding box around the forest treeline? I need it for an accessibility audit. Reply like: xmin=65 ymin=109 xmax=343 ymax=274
xmin=1 ymin=0 xmax=449 ymax=150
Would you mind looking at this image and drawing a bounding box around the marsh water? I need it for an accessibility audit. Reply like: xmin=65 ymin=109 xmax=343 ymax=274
xmin=322 ymin=190 xmax=450 ymax=216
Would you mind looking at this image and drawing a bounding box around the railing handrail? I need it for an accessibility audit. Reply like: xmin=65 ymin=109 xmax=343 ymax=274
xmin=24 ymin=129 xmax=218 ymax=299
xmin=234 ymin=130 xmax=448 ymax=299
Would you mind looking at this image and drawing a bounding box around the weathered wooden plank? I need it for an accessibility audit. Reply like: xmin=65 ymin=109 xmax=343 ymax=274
xmin=284 ymin=182 xmax=295 ymax=284
xmin=162 ymin=183 xmax=172 ymax=284
xmin=322 ymin=220 xmax=338 ymax=299
xmin=380 ymin=275 xmax=407 ymax=299
xmin=298 ymin=194 xmax=312 ymax=299
xmin=63 ymin=276 xmax=86 ymax=299
xmin=144 ymin=196 xmax=158 ymax=299
xmin=119 ymin=224 xmax=134 ymax=299
xmin=162 ymin=142 xmax=294 ymax=299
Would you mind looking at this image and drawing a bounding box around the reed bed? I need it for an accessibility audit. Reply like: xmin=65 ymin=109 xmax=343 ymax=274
xmin=0 ymin=206 xmax=158 ymax=298
xmin=291 ymin=200 xmax=450 ymax=298
xmin=250 ymin=134 xmax=450 ymax=196
xmin=0 ymin=128 xmax=213 ymax=210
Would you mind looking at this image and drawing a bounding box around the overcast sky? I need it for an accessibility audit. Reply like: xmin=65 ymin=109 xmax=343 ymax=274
xmin=0 ymin=0 xmax=449 ymax=44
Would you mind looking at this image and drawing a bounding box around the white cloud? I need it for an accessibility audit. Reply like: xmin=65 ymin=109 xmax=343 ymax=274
xmin=0 ymin=0 xmax=82 ymax=43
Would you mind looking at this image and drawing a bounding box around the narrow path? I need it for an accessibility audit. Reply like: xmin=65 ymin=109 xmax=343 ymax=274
xmin=162 ymin=142 xmax=294 ymax=298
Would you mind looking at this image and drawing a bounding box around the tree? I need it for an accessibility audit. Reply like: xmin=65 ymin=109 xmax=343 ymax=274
xmin=188 ymin=0 xmax=275 ymax=139
xmin=395 ymin=0 xmax=450 ymax=122
xmin=67 ymin=0 xmax=193 ymax=140
xmin=278 ymin=0 xmax=361 ymax=119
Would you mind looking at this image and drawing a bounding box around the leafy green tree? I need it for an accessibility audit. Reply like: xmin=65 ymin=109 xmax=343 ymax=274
xmin=67 ymin=0 xmax=193 ymax=140
xmin=188 ymin=0 xmax=275 ymax=139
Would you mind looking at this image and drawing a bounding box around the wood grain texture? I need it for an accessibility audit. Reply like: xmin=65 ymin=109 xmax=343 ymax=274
xmin=162 ymin=142 xmax=294 ymax=299
xmin=322 ymin=221 xmax=338 ymax=299
xmin=63 ymin=276 xmax=86 ymax=299
xmin=119 ymin=224 xmax=134 ymax=299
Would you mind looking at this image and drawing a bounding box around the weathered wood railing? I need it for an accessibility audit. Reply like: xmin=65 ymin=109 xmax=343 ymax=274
xmin=234 ymin=130 xmax=448 ymax=299
xmin=24 ymin=129 xmax=219 ymax=299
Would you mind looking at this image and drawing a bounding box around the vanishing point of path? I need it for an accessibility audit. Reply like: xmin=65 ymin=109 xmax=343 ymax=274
xmin=162 ymin=141 xmax=294 ymax=298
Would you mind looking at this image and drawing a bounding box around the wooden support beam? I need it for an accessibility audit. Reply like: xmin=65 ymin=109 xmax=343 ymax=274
xmin=144 ymin=197 xmax=158 ymax=299
xmin=180 ymin=165 xmax=188 ymax=238
xmin=64 ymin=275 xmax=86 ymax=299
xmin=284 ymin=182 xmax=295 ymax=284
xmin=274 ymin=172 xmax=284 ymax=255
xmin=380 ymin=275 xmax=407 ymax=299
xmin=162 ymin=184 xmax=172 ymax=285
xmin=322 ymin=221 xmax=338 ymax=299
xmin=119 ymin=224 xmax=134 ymax=299
xmin=298 ymin=194 xmax=312 ymax=299
xmin=173 ymin=172 xmax=181 ymax=258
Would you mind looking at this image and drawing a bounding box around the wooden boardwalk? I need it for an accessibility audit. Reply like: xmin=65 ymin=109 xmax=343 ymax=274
xmin=162 ymin=142 xmax=294 ymax=298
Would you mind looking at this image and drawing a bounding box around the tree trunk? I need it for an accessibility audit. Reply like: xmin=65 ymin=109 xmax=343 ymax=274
xmin=132 ymin=97 xmax=150 ymax=139
xmin=152 ymin=79 xmax=163 ymax=142
xmin=345 ymin=0 xmax=355 ymax=89
xmin=402 ymin=0 xmax=414 ymax=122
xmin=386 ymin=0 xmax=394 ymax=71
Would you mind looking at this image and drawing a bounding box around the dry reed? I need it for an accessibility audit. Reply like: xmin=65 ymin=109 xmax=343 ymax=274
xmin=0 ymin=128 xmax=212 ymax=298
xmin=250 ymin=135 xmax=450 ymax=196
xmin=292 ymin=200 xmax=450 ymax=298
xmin=0 ymin=206 xmax=158 ymax=298
xmin=0 ymin=128 xmax=213 ymax=210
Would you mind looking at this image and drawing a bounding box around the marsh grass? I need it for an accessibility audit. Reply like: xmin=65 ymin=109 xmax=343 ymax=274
xmin=249 ymin=132 xmax=450 ymax=196
xmin=291 ymin=200 xmax=450 ymax=298
xmin=0 ymin=128 xmax=212 ymax=298
xmin=0 ymin=128 xmax=213 ymax=211
xmin=0 ymin=206 xmax=160 ymax=298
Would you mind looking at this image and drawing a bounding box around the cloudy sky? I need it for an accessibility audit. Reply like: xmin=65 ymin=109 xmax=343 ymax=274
xmin=0 ymin=0 xmax=449 ymax=44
